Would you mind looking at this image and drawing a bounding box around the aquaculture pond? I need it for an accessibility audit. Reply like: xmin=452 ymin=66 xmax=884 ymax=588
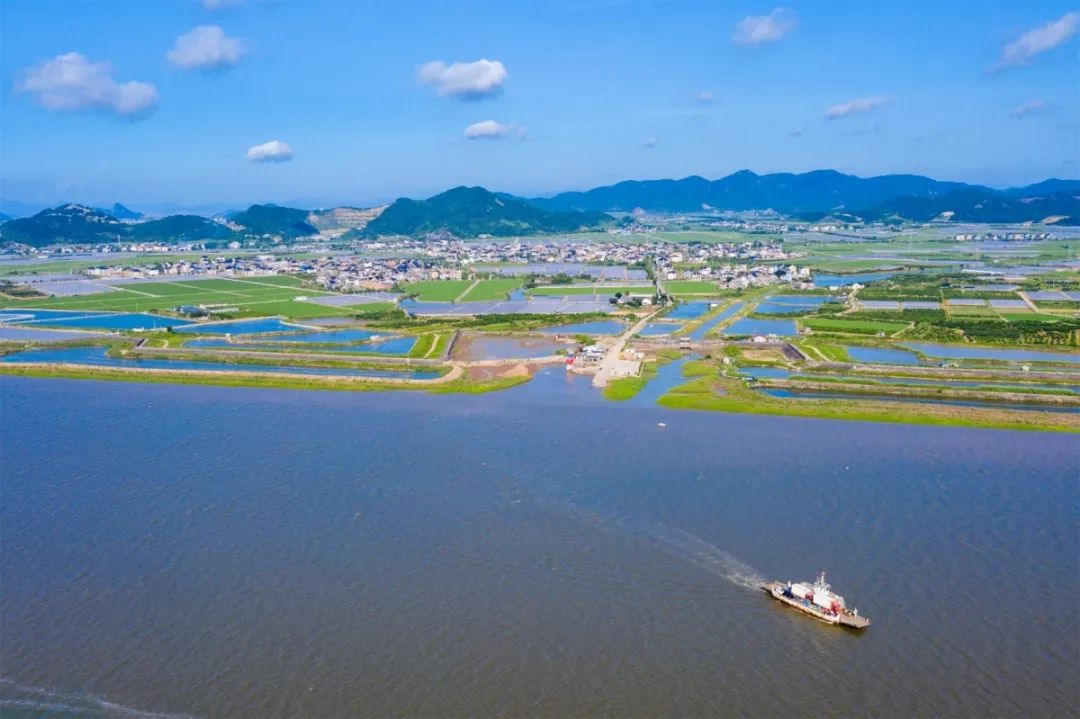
xmin=738 ymin=366 xmax=791 ymax=379
xmin=756 ymin=296 xmax=832 ymax=315
xmin=0 ymin=327 xmax=104 ymax=343
xmin=902 ymin=342 xmax=1080 ymax=365
xmin=846 ymin=346 xmax=921 ymax=365
xmin=688 ymin=302 xmax=745 ymax=340
xmin=20 ymin=313 xmax=192 ymax=331
xmin=0 ymin=309 xmax=112 ymax=324
xmin=665 ymin=302 xmax=711 ymax=320
xmin=813 ymin=271 xmax=898 ymax=287
xmin=246 ymin=328 xmax=381 ymax=344
xmin=174 ymin=318 xmax=308 ymax=335
xmin=185 ymin=335 xmax=417 ymax=356
xmin=540 ymin=320 xmax=626 ymax=336
xmin=0 ymin=346 xmax=440 ymax=379
xmin=638 ymin=323 xmax=680 ymax=336
xmin=723 ymin=318 xmax=797 ymax=337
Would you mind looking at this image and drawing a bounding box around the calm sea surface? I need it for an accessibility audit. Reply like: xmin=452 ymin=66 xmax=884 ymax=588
xmin=1 ymin=371 xmax=1077 ymax=718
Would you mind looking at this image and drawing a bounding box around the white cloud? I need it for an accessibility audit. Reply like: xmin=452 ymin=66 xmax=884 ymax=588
xmin=463 ymin=120 xmax=508 ymax=139
xmin=201 ymin=0 xmax=243 ymax=8
xmin=733 ymin=8 xmax=797 ymax=45
xmin=419 ymin=59 xmax=507 ymax=99
xmin=1010 ymin=100 xmax=1046 ymax=118
xmin=462 ymin=120 xmax=526 ymax=140
xmin=824 ymin=96 xmax=888 ymax=119
xmin=17 ymin=52 xmax=158 ymax=118
xmin=642 ymin=137 xmax=657 ymax=148
xmin=246 ymin=140 xmax=293 ymax=162
xmin=996 ymin=12 xmax=1080 ymax=69
xmin=167 ymin=25 xmax=244 ymax=70
xmin=696 ymin=90 xmax=715 ymax=104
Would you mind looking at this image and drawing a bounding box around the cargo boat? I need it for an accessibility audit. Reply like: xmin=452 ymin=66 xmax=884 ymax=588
xmin=763 ymin=572 xmax=870 ymax=629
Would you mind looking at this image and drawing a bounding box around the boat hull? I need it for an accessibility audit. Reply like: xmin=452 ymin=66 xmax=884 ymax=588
xmin=762 ymin=581 xmax=870 ymax=629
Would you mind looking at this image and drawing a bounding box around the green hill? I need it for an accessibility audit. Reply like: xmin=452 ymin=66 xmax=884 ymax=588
xmin=364 ymin=186 xmax=611 ymax=237
xmin=130 ymin=215 xmax=236 ymax=243
xmin=230 ymin=204 xmax=318 ymax=238
xmin=0 ymin=204 xmax=126 ymax=246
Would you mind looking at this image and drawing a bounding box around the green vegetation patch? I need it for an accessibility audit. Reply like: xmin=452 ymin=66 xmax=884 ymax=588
xmin=801 ymin=317 xmax=909 ymax=335
xmin=665 ymin=280 xmax=719 ymax=295
xmin=459 ymin=278 xmax=524 ymax=301
xmin=400 ymin=280 xmax=473 ymax=302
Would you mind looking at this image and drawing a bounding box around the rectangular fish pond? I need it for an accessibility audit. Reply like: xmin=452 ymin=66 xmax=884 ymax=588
xmin=723 ymin=318 xmax=797 ymax=337
xmin=4 ymin=311 xmax=192 ymax=331
xmin=173 ymin=318 xmax=308 ymax=335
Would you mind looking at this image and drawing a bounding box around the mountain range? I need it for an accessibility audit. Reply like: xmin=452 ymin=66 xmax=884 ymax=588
xmin=528 ymin=170 xmax=1079 ymax=218
xmin=1 ymin=170 xmax=1077 ymax=246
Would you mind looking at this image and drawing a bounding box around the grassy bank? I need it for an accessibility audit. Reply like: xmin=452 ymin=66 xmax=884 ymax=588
xmin=656 ymin=366 xmax=1079 ymax=433
xmin=0 ymin=363 xmax=528 ymax=395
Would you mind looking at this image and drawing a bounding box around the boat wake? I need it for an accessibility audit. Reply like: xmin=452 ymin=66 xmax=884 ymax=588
xmin=521 ymin=488 xmax=765 ymax=592
xmin=642 ymin=522 xmax=766 ymax=591
xmin=0 ymin=678 xmax=196 ymax=719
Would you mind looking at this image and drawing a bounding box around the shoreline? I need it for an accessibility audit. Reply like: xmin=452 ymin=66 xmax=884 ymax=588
xmin=4 ymin=359 xmax=1078 ymax=432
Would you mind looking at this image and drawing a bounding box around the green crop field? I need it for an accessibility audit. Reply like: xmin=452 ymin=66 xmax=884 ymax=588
xmin=529 ymin=285 xmax=653 ymax=296
xmin=459 ymin=278 xmax=524 ymax=301
xmin=401 ymin=280 xmax=473 ymax=301
xmin=948 ymin=306 xmax=999 ymax=317
xmin=800 ymin=317 xmax=909 ymax=334
xmin=664 ymin=280 xmax=719 ymax=295
xmin=1001 ymin=312 xmax=1072 ymax=323
xmin=0 ymin=277 xmax=345 ymax=319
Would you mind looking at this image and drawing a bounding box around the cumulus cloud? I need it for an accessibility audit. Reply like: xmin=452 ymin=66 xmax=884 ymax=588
xmin=17 ymin=52 xmax=158 ymax=118
xmin=246 ymin=140 xmax=293 ymax=162
xmin=419 ymin=59 xmax=507 ymax=99
xmin=1010 ymin=100 xmax=1046 ymax=118
xmin=733 ymin=8 xmax=797 ymax=45
xmin=824 ymin=96 xmax=888 ymax=119
xmin=462 ymin=120 xmax=526 ymax=140
xmin=463 ymin=120 xmax=507 ymax=139
xmin=167 ymin=25 xmax=244 ymax=70
xmin=642 ymin=137 xmax=657 ymax=148
xmin=996 ymin=12 xmax=1079 ymax=69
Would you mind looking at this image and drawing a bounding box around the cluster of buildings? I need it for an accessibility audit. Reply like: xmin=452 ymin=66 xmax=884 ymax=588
xmin=19 ymin=236 xmax=811 ymax=294
xmin=953 ymin=231 xmax=1054 ymax=242
xmin=83 ymin=254 xmax=303 ymax=280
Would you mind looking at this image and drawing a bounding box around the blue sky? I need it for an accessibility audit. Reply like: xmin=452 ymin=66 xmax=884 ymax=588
xmin=1 ymin=0 xmax=1077 ymax=213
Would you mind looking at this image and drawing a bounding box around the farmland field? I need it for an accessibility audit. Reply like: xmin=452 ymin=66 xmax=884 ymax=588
xmin=664 ymin=280 xmax=719 ymax=295
xmin=400 ymin=280 xmax=472 ymax=302
xmin=800 ymin=317 xmax=910 ymax=334
xmin=459 ymin=278 xmax=524 ymax=301
xmin=0 ymin=277 xmax=345 ymax=319
xmin=1001 ymin=312 xmax=1073 ymax=323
